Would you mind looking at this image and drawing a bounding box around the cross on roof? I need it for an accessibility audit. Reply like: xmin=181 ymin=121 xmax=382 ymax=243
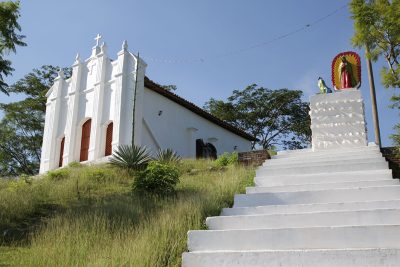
xmin=94 ymin=34 xmax=102 ymax=46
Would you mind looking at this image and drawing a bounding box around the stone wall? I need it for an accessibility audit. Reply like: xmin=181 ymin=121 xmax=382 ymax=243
xmin=381 ymin=147 xmax=400 ymax=178
xmin=238 ymin=150 xmax=270 ymax=166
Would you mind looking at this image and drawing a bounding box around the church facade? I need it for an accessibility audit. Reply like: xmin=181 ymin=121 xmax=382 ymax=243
xmin=39 ymin=37 xmax=255 ymax=173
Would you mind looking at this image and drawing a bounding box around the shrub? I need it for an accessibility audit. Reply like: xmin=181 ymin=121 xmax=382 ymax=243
xmin=133 ymin=161 xmax=180 ymax=196
xmin=68 ymin=161 xmax=82 ymax=168
xmin=109 ymin=145 xmax=151 ymax=171
xmin=155 ymin=148 xmax=181 ymax=164
xmin=84 ymin=168 xmax=109 ymax=183
xmin=47 ymin=168 xmax=71 ymax=180
xmin=227 ymin=152 xmax=238 ymax=165
xmin=214 ymin=152 xmax=238 ymax=167
xmin=20 ymin=174 xmax=33 ymax=185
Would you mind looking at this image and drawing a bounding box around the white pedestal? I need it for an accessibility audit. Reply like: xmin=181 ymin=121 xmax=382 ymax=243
xmin=310 ymin=89 xmax=368 ymax=150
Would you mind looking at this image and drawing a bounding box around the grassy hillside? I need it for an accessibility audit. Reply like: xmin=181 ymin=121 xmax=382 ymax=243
xmin=0 ymin=160 xmax=254 ymax=267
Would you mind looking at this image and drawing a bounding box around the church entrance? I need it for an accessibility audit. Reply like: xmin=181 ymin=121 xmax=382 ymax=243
xmin=196 ymin=139 xmax=217 ymax=159
xmin=105 ymin=122 xmax=113 ymax=156
xmin=80 ymin=119 xmax=91 ymax=162
xmin=59 ymin=137 xmax=65 ymax=167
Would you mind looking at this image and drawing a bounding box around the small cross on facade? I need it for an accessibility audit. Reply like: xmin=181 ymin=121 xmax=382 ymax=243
xmin=94 ymin=34 xmax=102 ymax=46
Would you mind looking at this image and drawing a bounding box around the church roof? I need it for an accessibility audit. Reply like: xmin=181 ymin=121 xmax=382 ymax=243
xmin=144 ymin=77 xmax=257 ymax=142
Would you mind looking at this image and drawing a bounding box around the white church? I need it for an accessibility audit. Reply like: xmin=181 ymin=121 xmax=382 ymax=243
xmin=39 ymin=35 xmax=255 ymax=173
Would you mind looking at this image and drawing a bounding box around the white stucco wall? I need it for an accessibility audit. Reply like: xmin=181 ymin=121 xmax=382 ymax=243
xmin=310 ymin=89 xmax=368 ymax=150
xmin=142 ymin=88 xmax=252 ymax=158
xmin=39 ymin=37 xmax=252 ymax=174
xmin=39 ymin=40 xmax=146 ymax=173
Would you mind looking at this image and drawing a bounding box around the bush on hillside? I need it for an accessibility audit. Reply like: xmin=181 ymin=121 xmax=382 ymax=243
xmin=46 ymin=168 xmax=71 ymax=180
xmin=155 ymin=148 xmax=181 ymax=164
xmin=109 ymin=145 xmax=152 ymax=171
xmin=132 ymin=161 xmax=180 ymax=196
xmin=68 ymin=161 xmax=82 ymax=168
xmin=84 ymin=168 xmax=110 ymax=183
xmin=214 ymin=152 xmax=238 ymax=167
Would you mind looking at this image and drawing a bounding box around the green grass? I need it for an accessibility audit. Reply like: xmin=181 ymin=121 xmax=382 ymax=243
xmin=0 ymin=160 xmax=254 ymax=267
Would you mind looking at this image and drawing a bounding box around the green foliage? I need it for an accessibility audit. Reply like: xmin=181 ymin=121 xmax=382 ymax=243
xmin=155 ymin=148 xmax=181 ymax=164
xmin=83 ymin=168 xmax=117 ymax=183
xmin=214 ymin=152 xmax=238 ymax=167
xmin=20 ymin=173 xmax=33 ymax=184
xmin=0 ymin=0 xmax=26 ymax=95
xmin=0 ymin=164 xmax=133 ymax=246
xmin=391 ymin=124 xmax=400 ymax=155
xmin=0 ymin=161 xmax=254 ymax=266
xmin=228 ymin=152 xmax=238 ymax=164
xmin=133 ymin=161 xmax=180 ymax=196
xmin=67 ymin=161 xmax=82 ymax=168
xmin=160 ymin=84 xmax=177 ymax=91
xmin=204 ymin=84 xmax=311 ymax=150
xmin=109 ymin=145 xmax=152 ymax=171
xmin=46 ymin=168 xmax=71 ymax=181
xmin=350 ymin=0 xmax=400 ymax=89
xmin=350 ymin=0 xmax=400 ymax=149
xmin=0 ymin=65 xmax=71 ymax=176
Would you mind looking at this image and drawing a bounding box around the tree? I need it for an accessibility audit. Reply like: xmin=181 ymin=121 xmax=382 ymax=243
xmin=0 ymin=1 xmax=26 ymax=95
xmin=160 ymin=84 xmax=177 ymax=91
xmin=0 ymin=65 xmax=71 ymax=176
xmin=204 ymin=84 xmax=311 ymax=150
xmin=350 ymin=0 xmax=400 ymax=149
xmin=350 ymin=0 xmax=400 ymax=89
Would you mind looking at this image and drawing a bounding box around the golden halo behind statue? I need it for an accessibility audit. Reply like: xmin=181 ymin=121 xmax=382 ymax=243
xmin=331 ymin=51 xmax=361 ymax=90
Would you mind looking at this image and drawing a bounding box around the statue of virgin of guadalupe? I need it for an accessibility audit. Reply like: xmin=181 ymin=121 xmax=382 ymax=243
xmin=339 ymin=56 xmax=356 ymax=89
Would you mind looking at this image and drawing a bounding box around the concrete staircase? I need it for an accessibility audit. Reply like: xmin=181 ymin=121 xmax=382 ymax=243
xmin=182 ymin=144 xmax=400 ymax=266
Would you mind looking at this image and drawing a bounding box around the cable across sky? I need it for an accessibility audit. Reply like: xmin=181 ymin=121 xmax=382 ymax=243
xmin=144 ymin=4 xmax=348 ymax=64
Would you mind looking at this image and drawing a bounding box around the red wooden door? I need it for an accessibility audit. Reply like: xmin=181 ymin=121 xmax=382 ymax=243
xmin=59 ymin=137 xmax=65 ymax=167
xmin=105 ymin=122 xmax=113 ymax=156
xmin=80 ymin=119 xmax=91 ymax=162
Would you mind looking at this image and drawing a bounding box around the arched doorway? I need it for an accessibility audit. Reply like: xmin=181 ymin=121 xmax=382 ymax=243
xmin=196 ymin=139 xmax=218 ymax=159
xmin=204 ymin=143 xmax=217 ymax=160
xmin=80 ymin=119 xmax=91 ymax=162
xmin=196 ymin=139 xmax=204 ymax=159
xmin=105 ymin=122 xmax=113 ymax=156
xmin=59 ymin=137 xmax=65 ymax=167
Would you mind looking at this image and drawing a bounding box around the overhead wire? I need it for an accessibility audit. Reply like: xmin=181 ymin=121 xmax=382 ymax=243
xmin=144 ymin=4 xmax=348 ymax=64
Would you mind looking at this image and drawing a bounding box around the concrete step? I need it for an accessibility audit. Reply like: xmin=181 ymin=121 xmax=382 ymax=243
xmin=258 ymin=157 xmax=386 ymax=172
xmin=260 ymin=158 xmax=387 ymax=173
xmin=247 ymin=180 xmax=399 ymax=193
xmin=254 ymin=169 xmax=393 ymax=187
xmin=182 ymin=248 xmax=400 ymax=267
xmin=274 ymin=144 xmax=379 ymax=159
xmin=222 ymin=199 xmax=400 ymax=216
xmin=256 ymin=161 xmax=388 ymax=176
xmin=264 ymin=151 xmax=383 ymax=166
xmin=234 ymin=185 xmax=400 ymax=207
xmin=187 ymin=225 xmax=400 ymax=251
xmin=207 ymin=208 xmax=400 ymax=230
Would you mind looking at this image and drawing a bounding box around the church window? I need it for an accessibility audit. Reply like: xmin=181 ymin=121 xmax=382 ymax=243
xmin=105 ymin=122 xmax=113 ymax=156
xmin=80 ymin=119 xmax=91 ymax=162
xmin=59 ymin=137 xmax=65 ymax=167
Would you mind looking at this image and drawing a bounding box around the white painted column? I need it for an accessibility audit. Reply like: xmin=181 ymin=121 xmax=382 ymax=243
xmin=113 ymin=41 xmax=130 ymax=148
xmin=88 ymin=43 xmax=108 ymax=160
xmin=63 ymin=54 xmax=83 ymax=165
xmin=113 ymin=41 xmax=147 ymax=147
xmin=132 ymin=52 xmax=147 ymax=146
xmin=39 ymin=70 xmax=65 ymax=173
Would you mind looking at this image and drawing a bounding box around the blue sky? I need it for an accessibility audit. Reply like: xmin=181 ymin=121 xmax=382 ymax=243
xmin=0 ymin=0 xmax=398 ymax=147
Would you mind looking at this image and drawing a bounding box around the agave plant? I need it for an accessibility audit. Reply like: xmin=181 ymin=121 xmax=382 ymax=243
xmin=109 ymin=145 xmax=152 ymax=171
xmin=155 ymin=148 xmax=181 ymax=164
